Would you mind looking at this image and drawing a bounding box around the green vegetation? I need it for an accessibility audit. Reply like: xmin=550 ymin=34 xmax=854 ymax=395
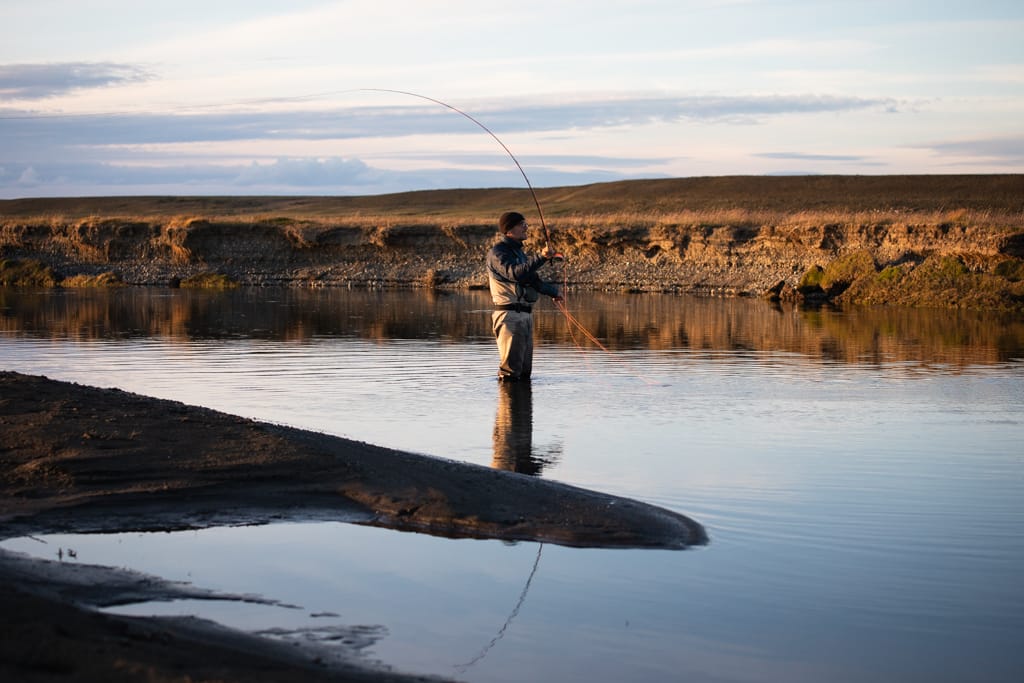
xmin=876 ymin=264 xmax=906 ymax=284
xmin=821 ymin=251 xmax=877 ymax=293
xmin=798 ymin=252 xmax=877 ymax=297
xmin=839 ymin=255 xmax=1024 ymax=310
xmin=0 ymin=259 xmax=58 ymax=287
xmin=179 ymin=272 xmax=239 ymax=289
xmin=797 ymin=265 xmax=825 ymax=293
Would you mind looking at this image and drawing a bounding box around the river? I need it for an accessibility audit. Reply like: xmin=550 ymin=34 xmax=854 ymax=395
xmin=2 ymin=287 xmax=1023 ymax=682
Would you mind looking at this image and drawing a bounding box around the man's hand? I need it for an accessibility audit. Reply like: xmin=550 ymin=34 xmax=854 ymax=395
xmin=543 ymin=247 xmax=565 ymax=261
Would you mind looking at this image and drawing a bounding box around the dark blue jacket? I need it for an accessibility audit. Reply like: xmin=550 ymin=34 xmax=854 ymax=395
xmin=486 ymin=237 xmax=560 ymax=306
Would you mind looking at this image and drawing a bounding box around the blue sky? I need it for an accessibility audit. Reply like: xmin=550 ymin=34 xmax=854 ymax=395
xmin=1 ymin=0 xmax=1022 ymax=198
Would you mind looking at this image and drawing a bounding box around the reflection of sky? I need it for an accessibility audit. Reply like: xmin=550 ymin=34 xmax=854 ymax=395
xmin=2 ymin=1 xmax=1023 ymax=197
xmin=2 ymin=289 xmax=1024 ymax=681
xmin=5 ymin=487 xmax=1024 ymax=683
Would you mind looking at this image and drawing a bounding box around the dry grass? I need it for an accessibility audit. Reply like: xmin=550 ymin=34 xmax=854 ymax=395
xmin=6 ymin=207 xmax=1020 ymax=241
xmin=2 ymin=176 xmax=1022 ymax=229
xmin=62 ymin=272 xmax=125 ymax=288
xmin=549 ymin=207 xmax=1024 ymax=231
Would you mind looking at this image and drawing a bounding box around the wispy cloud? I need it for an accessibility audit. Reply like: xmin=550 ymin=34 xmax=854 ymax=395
xmin=923 ymin=136 xmax=1024 ymax=166
xmin=0 ymin=92 xmax=896 ymax=146
xmin=0 ymin=158 xmax=629 ymax=197
xmin=755 ymin=152 xmax=872 ymax=162
xmin=0 ymin=91 xmax=899 ymax=197
xmin=0 ymin=62 xmax=153 ymax=99
xmin=401 ymin=152 xmax=673 ymax=168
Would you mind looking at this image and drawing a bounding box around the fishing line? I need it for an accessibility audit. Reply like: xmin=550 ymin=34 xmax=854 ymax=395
xmin=454 ymin=542 xmax=544 ymax=673
xmin=554 ymin=297 xmax=661 ymax=386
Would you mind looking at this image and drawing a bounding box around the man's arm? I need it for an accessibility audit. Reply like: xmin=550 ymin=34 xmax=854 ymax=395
xmin=487 ymin=244 xmax=548 ymax=284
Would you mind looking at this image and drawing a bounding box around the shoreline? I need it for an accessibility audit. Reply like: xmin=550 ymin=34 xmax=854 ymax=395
xmin=1 ymin=371 xmax=705 ymax=681
xmin=3 ymin=176 xmax=1024 ymax=309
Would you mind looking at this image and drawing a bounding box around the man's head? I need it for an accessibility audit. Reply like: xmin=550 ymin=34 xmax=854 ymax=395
xmin=499 ymin=211 xmax=528 ymax=241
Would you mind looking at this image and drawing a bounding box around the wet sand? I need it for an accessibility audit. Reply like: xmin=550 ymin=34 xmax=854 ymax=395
xmin=1 ymin=371 xmax=705 ymax=681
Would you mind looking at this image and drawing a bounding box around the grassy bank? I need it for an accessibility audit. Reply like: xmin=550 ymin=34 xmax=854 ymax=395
xmin=2 ymin=175 xmax=1023 ymax=309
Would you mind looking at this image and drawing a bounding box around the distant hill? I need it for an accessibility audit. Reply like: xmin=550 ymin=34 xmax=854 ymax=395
xmin=2 ymin=175 xmax=1023 ymax=221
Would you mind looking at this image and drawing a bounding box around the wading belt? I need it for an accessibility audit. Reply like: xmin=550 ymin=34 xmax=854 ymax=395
xmin=494 ymin=303 xmax=532 ymax=313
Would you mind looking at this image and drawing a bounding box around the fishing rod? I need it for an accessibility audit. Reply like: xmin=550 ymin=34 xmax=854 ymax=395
xmin=362 ymin=90 xmax=660 ymax=382
xmin=357 ymin=88 xmax=554 ymax=253
xmin=9 ymin=87 xmax=654 ymax=379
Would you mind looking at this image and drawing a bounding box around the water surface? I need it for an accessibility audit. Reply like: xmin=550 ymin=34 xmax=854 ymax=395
xmin=2 ymin=287 xmax=1022 ymax=682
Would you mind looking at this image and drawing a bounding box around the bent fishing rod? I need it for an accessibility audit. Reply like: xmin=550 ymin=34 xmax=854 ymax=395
xmin=356 ymin=88 xmax=554 ymax=253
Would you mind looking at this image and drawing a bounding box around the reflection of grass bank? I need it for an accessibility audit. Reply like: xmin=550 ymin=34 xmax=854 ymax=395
xmin=3 ymin=288 xmax=1021 ymax=367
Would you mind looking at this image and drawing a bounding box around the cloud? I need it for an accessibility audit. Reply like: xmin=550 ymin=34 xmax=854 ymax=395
xmin=0 ymin=157 xmax=633 ymax=198
xmin=923 ymin=136 xmax=1024 ymax=165
xmin=0 ymin=91 xmax=898 ymax=196
xmin=971 ymin=64 xmax=1024 ymax=84
xmin=0 ymin=158 xmax=378 ymax=190
xmin=754 ymin=152 xmax=872 ymax=162
xmin=0 ymin=62 xmax=153 ymax=99
xmin=399 ymin=152 xmax=673 ymax=168
xmin=233 ymin=157 xmax=379 ymax=187
xmin=472 ymin=93 xmax=895 ymax=130
xmin=0 ymin=92 xmax=895 ymax=146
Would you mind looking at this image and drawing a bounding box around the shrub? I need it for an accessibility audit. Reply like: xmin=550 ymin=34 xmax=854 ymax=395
xmin=62 ymin=272 xmax=125 ymax=288
xmin=418 ymin=268 xmax=443 ymax=289
xmin=821 ymin=250 xmax=877 ymax=294
xmin=994 ymin=259 xmax=1024 ymax=282
xmin=844 ymin=255 xmax=1024 ymax=310
xmin=0 ymin=258 xmax=59 ymax=287
xmin=180 ymin=272 xmax=239 ymax=289
xmin=875 ymin=265 xmax=905 ymax=285
xmin=797 ymin=265 xmax=825 ymax=293
xmin=926 ymin=255 xmax=969 ymax=285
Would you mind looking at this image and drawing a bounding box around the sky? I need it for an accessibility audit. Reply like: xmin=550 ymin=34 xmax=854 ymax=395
xmin=1 ymin=0 xmax=1022 ymax=198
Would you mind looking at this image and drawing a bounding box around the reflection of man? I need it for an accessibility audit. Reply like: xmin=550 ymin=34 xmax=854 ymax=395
xmin=491 ymin=381 xmax=547 ymax=475
xmin=486 ymin=211 xmax=562 ymax=382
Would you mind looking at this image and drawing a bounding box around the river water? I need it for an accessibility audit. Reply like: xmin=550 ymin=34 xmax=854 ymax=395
xmin=2 ymin=287 xmax=1023 ymax=682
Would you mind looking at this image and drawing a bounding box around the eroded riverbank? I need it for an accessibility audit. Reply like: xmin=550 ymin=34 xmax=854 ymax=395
xmin=3 ymin=176 xmax=1024 ymax=308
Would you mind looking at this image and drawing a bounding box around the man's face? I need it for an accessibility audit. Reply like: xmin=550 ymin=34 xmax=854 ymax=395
xmin=507 ymin=220 xmax=528 ymax=241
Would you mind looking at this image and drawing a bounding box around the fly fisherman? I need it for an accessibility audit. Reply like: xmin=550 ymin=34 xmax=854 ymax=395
xmin=486 ymin=211 xmax=563 ymax=382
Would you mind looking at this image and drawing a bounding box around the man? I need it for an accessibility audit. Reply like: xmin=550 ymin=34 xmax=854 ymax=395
xmin=486 ymin=211 xmax=563 ymax=382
